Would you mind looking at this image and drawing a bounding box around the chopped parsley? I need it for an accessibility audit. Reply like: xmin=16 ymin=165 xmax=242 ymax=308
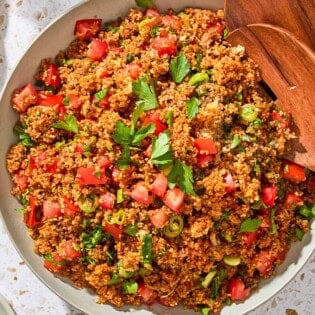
xmin=185 ymin=97 xmax=201 ymax=119
xmin=13 ymin=121 xmax=34 ymax=147
xmin=239 ymin=218 xmax=262 ymax=233
xmin=52 ymin=114 xmax=78 ymax=133
xmin=132 ymin=78 xmax=158 ymax=110
xmin=150 ymin=131 xmax=173 ymax=167
xmin=170 ymin=52 xmax=190 ymax=84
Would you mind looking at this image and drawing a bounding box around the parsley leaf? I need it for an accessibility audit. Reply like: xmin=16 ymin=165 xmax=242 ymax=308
xmin=112 ymin=121 xmax=132 ymax=145
xmin=94 ymin=88 xmax=108 ymax=100
xmin=135 ymin=0 xmax=154 ymax=8
xmin=132 ymin=123 xmax=155 ymax=145
xmin=239 ymin=218 xmax=262 ymax=233
xmin=151 ymin=131 xmax=173 ymax=166
xmin=13 ymin=121 xmax=34 ymax=147
xmin=52 ymin=114 xmax=78 ymax=133
xmin=167 ymin=160 xmax=195 ymax=195
xmin=170 ymin=52 xmax=190 ymax=84
xmin=116 ymin=146 xmax=131 ymax=170
xmin=132 ymin=78 xmax=158 ymax=110
xmin=131 ymin=103 xmax=145 ymax=134
xmin=185 ymin=97 xmax=201 ymax=119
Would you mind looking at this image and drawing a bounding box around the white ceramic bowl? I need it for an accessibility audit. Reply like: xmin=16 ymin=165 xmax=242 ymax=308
xmin=0 ymin=1 xmax=314 ymax=314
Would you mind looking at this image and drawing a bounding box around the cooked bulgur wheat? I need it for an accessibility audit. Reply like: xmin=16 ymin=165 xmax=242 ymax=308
xmin=6 ymin=6 xmax=315 ymax=315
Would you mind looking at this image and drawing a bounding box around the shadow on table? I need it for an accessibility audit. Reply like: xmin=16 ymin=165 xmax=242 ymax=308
xmin=0 ymin=5 xmax=8 ymax=91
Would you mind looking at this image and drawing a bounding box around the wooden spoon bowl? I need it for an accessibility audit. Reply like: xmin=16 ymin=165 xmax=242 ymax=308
xmin=227 ymin=24 xmax=315 ymax=170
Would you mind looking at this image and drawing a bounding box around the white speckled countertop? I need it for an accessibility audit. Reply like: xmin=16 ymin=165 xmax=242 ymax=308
xmin=0 ymin=1 xmax=314 ymax=314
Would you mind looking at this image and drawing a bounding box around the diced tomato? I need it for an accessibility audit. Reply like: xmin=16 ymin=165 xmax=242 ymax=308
xmin=207 ymin=18 xmax=220 ymax=27
xmin=45 ymin=158 xmax=58 ymax=173
xmin=271 ymin=111 xmax=290 ymax=129
xmin=126 ymin=63 xmax=142 ymax=80
xmin=62 ymin=197 xmax=80 ymax=217
xmin=97 ymin=156 xmax=112 ymax=169
xmin=74 ymin=19 xmax=102 ymax=40
xmin=149 ymin=210 xmax=168 ymax=228
xmin=151 ymin=36 xmax=177 ymax=57
xmin=43 ymin=63 xmax=61 ymax=88
xmin=87 ymin=38 xmax=109 ymax=61
xmin=131 ymin=182 xmax=151 ymax=206
xmin=13 ymin=173 xmax=28 ymax=192
xmin=163 ymin=188 xmax=185 ymax=212
xmin=261 ymin=186 xmax=278 ymax=207
xmin=42 ymin=200 xmax=62 ymax=221
xmin=24 ymin=195 xmax=40 ymax=228
xmin=76 ymin=167 xmax=107 ymax=185
xmin=143 ymin=112 xmax=167 ymax=136
xmin=111 ymin=167 xmax=121 ymax=185
xmin=151 ymin=173 xmax=168 ymax=198
xmin=138 ymin=283 xmax=156 ymax=305
xmin=216 ymin=24 xmax=226 ymax=35
xmin=229 ymin=278 xmax=251 ymax=301
xmin=283 ymin=161 xmax=306 ymax=183
xmin=259 ymin=214 xmax=271 ymax=229
xmin=255 ymin=250 xmax=275 ymax=275
xmin=224 ymin=173 xmax=236 ymax=193
xmin=196 ymin=154 xmax=214 ymax=168
xmin=162 ymin=15 xmax=183 ymax=31
xmin=74 ymin=143 xmax=84 ymax=154
xmin=103 ymin=222 xmax=123 ymax=240
xmin=59 ymin=240 xmax=82 ymax=261
xmin=284 ymin=192 xmax=303 ymax=207
xmin=43 ymin=253 xmax=64 ymax=273
xmin=99 ymin=192 xmax=116 ymax=210
xmin=68 ymin=94 xmax=82 ymax=109
xmin=277 ymin=249 xmax=287 ymax=262
xmin=243 ymin=231 xmax=258 ymax=247
xmin=145 ymin=8 xmax=160 ymax=17
xmin=12 ymin=83 xmax=38 ymax=113
xmin=37 ymin=92 xmax=63 ymax=106
xmin=194 ymin=138 xmax=217 ymax=155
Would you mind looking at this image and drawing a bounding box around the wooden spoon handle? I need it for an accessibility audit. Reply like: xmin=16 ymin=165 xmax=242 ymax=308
xmin=224 ymin=0 xmax=315 ymax=50
xmin=227 ymin=24 xmax=315 ymax=170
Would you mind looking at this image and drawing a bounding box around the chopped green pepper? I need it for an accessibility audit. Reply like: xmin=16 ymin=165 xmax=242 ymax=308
xmin=188 ymin=72 xmax=209 ymax=86
xmin=163 ymin=215 xmax=184 ymax=238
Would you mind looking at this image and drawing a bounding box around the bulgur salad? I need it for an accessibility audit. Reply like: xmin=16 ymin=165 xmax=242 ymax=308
xmin=6 ymin=2 xmax=315 ymax=314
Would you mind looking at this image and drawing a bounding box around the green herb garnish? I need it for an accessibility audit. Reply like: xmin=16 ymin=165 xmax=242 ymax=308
xmin=170 ymin=52 xmax=190 ymax=84
xmin=185 ymin=97 xmax=201 ymax=119
xmin=13 ymin=121 xmax=34 ymax=147
xmin=150 ymin=131 xmax=173 ymax=167
xmin=239 ymin=218 xmax=262 ymax=233
xmin=52 ymin=114 xmax=78 ymax=133
xmin=132 ymin=78 xmax=158 ymax=110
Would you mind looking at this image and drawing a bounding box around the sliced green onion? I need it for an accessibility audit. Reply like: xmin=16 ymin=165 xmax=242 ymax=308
xmin=163 ymin=215 xmax=184 ymax=238
xmin=94 ymin=88 xmax=108 ymax=100
xmin=116 ymin=189 xmax=124 ymax=203
xmin=124 ymin=224 xmax=138 ymax=236
xmin=141 ymin=234 xmax=153 ymax=269
xmin=230 ymin=135 xmax=241 ymax=149
xmin=223 ymin=256 xmax=241 ymax=266
xmin=117 ymin=261 xmax=135 ymax=278
xmin=188 ymin=72 xmax=209 ymax=86
xmin=201 ymin=270 xmax=217 ymax=288
xmin=240 ymin=104 xmax=258 ymax=123
xmin=295 ymin=228 xmax=305 ymax=241
xmin=201 ymin=307 xmax=211 ymax=315
xmin=122 ymin=279 xmax=138 ymax=294
xmin=108 ymin=272 xmax=119 ymax=285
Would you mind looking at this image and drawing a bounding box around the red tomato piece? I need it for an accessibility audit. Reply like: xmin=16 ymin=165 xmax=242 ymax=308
xmin=37 ymin=92 xmax=64 ymax=106
xmin=126 ymin=63 xmax=142 ymax=80
xmin=111 ymin=167 xmax=121 ymax=186
xmin=149 ymin=210 xmax=168 ymax=228
xmin=13 ymin=173 xmax=28 ymax=192
xmin=283 ymin=161 xmax=306 ymax=183
xmin=138 ymin=283 xmax=156 ymax=305
xmin=62 ymin=197 xmax=80 ymax=217
xmin=76 ymin=167 xmax=107 ymax=185
xmin=261 ymin=186 xmax=278 ymax=207
xmin=162 ymin=15 xmax=183 ymax=31
xmin=145 ymin=8 xmax=160 ymax=17
xmin=255 ymin=250 xmax=275 ymax=275
xmin=284 ymin=192 xmax=303 ymax=207
xmin=74 ymin=19 xmax=102 ymax=40
xmin=224 ymin=173 xmax=236 ymax=193
xmin=163 ymin=188 xmax=185 ymax=212
xmin=196 ymin=154 xmax=214 ymax=168
xmin=131 ymin=182 xmax=151 ymax=206
xmin=45 ymin=158 xmax=58 ymax=173
xmin=103 ymin=222 xmax=123 ymax=240
xmin=229 ymin=278 xmax=251 ymax=301
xmin=216 ymin=24 xmax=226 ymax=35
xmin=43 ymin=253 xmax=64 ymax=273
xmin=243 ymin=231 xmax=258 ymax=247
xmin=271 ymin=111 xmax=290 ymax=129
xmin=59 ymin=240 xmax=82 ymax=261
xmin=277 ymin=249 xmax=287 ymax=262
xmin=74 ymin=143 xmax=84 ymax=154
xmin=99 ymin=192 xmax=116 ymax=210
xmin=151 ymin=37 xmax=177 ymax=57
xmin=151 ymin=173 xmax=168 ymax=198
xmin=24 ymin=195 xmax=39 ymax=228
xmin=194 ymin=138 xmax=217 ymax=155
xmin=143 ymin=112 xmax=167 ymax=136
xmin=44 ymin=64 xmax=61 ymax=88
xmin=97 ymin=155 xmax=112 ymax=169
xmin=12 ymin=83 xmax=38 ymax=113
xmin=42 ymin=200 xmax=62 ymax=221
xmin=87 ymin=38 xmax=109 ymax=61
xmin=68 ymin=94 xmax=82 ymax=109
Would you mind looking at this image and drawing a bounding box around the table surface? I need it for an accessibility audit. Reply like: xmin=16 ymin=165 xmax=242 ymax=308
xmin=0 ymin=1 xmax=314 ymax=314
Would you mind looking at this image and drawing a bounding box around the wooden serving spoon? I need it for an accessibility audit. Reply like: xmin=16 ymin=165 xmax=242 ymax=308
xmin=227 ymin=24 xmax=315 ymax=171
xmin=224 ymin=0 xmax=315 ymax=50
